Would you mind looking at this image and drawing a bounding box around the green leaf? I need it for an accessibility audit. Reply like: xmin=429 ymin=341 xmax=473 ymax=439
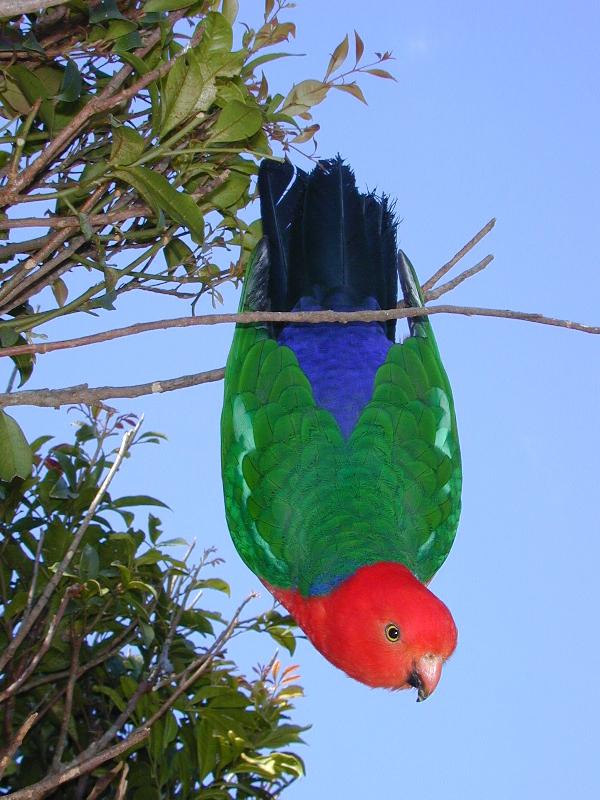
xmin=206 ymin=171 xmax=249 ymax=209
xmin=282 ymin=79 xmax=329 ymax=115
xmin=221 ymin=0 xmax=239 ymax=24
xmin=55 ymin=60 xmax=82 ymax=103
xmin=114 ymin=31 xmax=144 ymax=52
xmin=110 ymin=126 xmax=146 ymax=166
xmin=80 ymin=544 xmax=100 ymax=580
xmin=94 ymin=684 xmax=127 ymax=712
xmin=266 ymin=626 xmax=297 ymax=655
xmin=0 ymin=330 xmax=35 ymax=388
xmin=196 ymin=578 xmax=230 ymax=595
xmin=209 ymin=100 xmax=262 ymax=143
xmin=114 ymin=167 xmax=204 ymax=244
xmin=112 ymin=495 xmax=170 ymax=509
xmin=89 ymin=0 xmax=127 ymax=22
xmin=159 ymin=15 xmax=244 ymax=137
xmin=140 ymin=621 xmax=155 ymax=646
xmin=163 ymin=238 xmax=195 ymax=273
xmin=144 ymin=0 xmax=195 ymax=9
xmin=51 ymin=278 xmax=68 ymax=307
xmin=0 ymin=410 xmax=32 ymax=481
xmin=244 ymin=51 xmax=294 ymax=73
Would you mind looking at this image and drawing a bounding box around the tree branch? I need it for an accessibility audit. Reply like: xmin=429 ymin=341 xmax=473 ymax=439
xmin=1 ymin=301 xmax=598 ymax=361
xmin=0 ymin=712 xmax=38 ymax=783
xmin=0 ymin=17 xmax=199 ymax=206
xmin=0 ymin=0 xmax=65 ymax=15
xmin=3 ymin=728 xmax=149 ymax=800
xmin=0 ymin=369 xmax=225 ymax=408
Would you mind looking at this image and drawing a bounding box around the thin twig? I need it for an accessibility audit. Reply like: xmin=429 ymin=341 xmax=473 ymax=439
xmin=115 ymin=764 xmax=129 ymax=800
xmin=424 ymin=254 xmax=494 ymax=302
xmin=0 ymin=185 xmax=105 ymax=311
xmin=17 ymin=620 xmax=139 ymax=695
xmin=25 ymin=529 xmax=45 ymax=615
xmin=50 ymin=633 xmax=82 ymax=771
xmin=0 ymin=712 xmax=38 ymax=782
xmin=84 ymin=762 xmax=125 ymax=800
xmin=421 ymin=218 xmax=496 ymax=292
xmin=0 ymin=421 xmax=141 ymax=674
xmin=0 ymin=587 xmax=79 ymax=705
xmin=0 ymin=206 xmax=153 ymax=231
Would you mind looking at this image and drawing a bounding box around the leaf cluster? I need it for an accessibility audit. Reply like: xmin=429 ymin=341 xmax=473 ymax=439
xmin=0 ymin=405 xmax=305 ymax=799
xmin=0 ymin=0 xmax=393 ymax=391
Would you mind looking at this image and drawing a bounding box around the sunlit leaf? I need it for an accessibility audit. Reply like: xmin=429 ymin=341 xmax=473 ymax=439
xmin=209 ymin=100 xmax=263 ymax=142
xmin=110 ymin=126 xmax=146 ymax=165
xmin=0 ymin=410 xmax=32 ymax=481
xmin=325 ymin=34 xmax=349 ymax=80
xmin=354 ymin=29 xmax=365 ymax=63
xmin=333 ymin=81 xmax=367 ymax=104
xmin=365 ymin=67 xmax=397 ymax=80
xmin=51 ymin=278 xmax=68 ymax=307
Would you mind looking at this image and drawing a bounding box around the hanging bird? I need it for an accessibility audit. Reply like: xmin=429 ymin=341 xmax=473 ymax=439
xmin=221 ymin=158 xmax=461 ymax=700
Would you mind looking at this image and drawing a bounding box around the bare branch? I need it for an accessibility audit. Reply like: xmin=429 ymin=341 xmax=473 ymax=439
xmin=424 ymin=254 xmax=494 ymax=302
xmin=1 ymin=301 xmax=598 ymax=363
xmin=0 ymin=369 xmax=225 ymax=408
xmin=421 ymin=218 xmax=496 ymax=292
xmin=0 ymin=1 xmax=65 ymax=15
xmin=0 ymin=421 xmax=141 ymax=673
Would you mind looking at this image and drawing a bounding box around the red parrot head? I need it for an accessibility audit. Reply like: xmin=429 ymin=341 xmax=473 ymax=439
xmin=269 ymin=562 xmax=457 ymax=699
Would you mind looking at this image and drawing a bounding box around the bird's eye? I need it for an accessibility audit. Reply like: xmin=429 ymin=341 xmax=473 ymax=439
xmin=384 ymin=623 xmax=401 ymax=642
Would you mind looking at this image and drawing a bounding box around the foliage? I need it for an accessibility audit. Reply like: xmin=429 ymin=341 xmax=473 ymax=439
xmin=0 ymin=0 xmax=393 ymax=391
xmin=0 ymin=406 xmax=305 ymax=798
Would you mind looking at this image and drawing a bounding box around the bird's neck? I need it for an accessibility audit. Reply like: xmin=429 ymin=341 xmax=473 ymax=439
xmin=263 ymin=582 xmax=329 ymax=654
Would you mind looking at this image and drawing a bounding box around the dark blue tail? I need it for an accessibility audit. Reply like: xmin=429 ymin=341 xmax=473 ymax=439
xmin=258 ymin=157 xmax=398 ymax=341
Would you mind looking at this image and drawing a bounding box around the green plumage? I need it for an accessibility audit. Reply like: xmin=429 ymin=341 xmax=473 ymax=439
xmin=221 ymin=244 xmax=462 ymax=596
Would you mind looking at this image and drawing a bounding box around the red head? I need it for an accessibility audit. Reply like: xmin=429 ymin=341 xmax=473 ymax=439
xmin=269 ymin=562 xmax=457 ymax=699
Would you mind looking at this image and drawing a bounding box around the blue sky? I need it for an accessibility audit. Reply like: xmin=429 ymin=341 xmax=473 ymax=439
xmin=6 ymin=1 xmax=600 ymax=797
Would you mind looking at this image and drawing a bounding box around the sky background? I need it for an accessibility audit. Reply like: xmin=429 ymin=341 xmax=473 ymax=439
xmin=5 ymin=1 xmax=600 ymax=797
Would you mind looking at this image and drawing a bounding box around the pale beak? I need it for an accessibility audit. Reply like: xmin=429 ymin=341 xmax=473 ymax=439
xmin=409 ymin=655 xmax=443 ymax=702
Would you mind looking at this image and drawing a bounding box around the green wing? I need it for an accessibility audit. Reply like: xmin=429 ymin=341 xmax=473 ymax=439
xmin=221 ymin=245 xmax=461 ymax=594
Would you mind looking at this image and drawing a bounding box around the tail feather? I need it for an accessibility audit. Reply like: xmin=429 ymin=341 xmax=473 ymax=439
xmin=258 ymin=157 xmax=398 ymax=341
xmin=258 ymin=160 xmax=306 ymax=312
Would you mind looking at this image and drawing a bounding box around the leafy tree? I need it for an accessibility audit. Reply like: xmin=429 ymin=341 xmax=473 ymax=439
xmin=0 ymin=1 xmax=391 ymax=796
xmin=0 ymin=407 xmax=305 ymax=798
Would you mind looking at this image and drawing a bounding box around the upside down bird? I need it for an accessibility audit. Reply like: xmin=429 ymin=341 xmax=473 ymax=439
xmin=221 ymin=158 xmax=462 ymax=700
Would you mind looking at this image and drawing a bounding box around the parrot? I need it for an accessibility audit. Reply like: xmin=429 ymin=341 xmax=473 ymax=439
xmin=221 ymin=157 xmax=461 ymax=700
